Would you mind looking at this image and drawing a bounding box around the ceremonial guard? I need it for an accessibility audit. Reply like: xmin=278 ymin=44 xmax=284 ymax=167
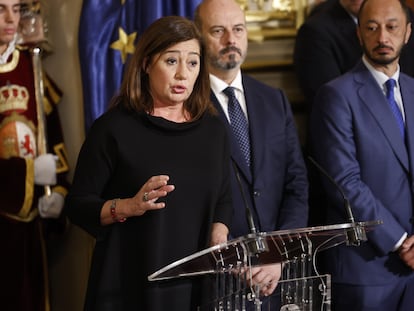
xmin=0 ymin=1 xmax=69 ymax=310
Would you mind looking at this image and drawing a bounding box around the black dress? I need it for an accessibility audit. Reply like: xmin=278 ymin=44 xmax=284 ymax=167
xmin=65 ymin=106 xmax=232 ymax=311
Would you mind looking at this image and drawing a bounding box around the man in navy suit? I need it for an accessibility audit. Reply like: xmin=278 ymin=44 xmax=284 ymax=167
xmin=296 ymin=0 xmax=414 ymax=228
xmin=195 ymin=0 xmax=309 ymax=307
xmin=310 ymin=0 xmax=414 ymax=309
xmin=295 ymin=0 xmax=366 ymax=226
xmin=294 ymin=0 xmax=414 ymax=111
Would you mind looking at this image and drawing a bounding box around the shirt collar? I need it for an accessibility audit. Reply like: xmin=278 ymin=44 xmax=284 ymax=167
xmin=209 ymin=70 xmax=243 ymax=94
xmin=362 ymin=55 xmax=400 ymax=90
xmin=0 ymin=34 xmax=17 ymax=65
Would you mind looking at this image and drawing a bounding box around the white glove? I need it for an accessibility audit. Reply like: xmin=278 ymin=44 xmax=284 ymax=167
xmin=38 ymin=192 xmax=64 ymax=218
xmin=34 ymin=154 xmax=57 ymax=185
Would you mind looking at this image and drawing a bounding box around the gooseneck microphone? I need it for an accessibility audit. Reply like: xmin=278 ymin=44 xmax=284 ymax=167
xmin=231 ymin=160 xmax=268 ymax=255
xmin=307 ymin=156 xmax=367 ymax=246
xmin=231 ymin=160 xmax=257 ymax=234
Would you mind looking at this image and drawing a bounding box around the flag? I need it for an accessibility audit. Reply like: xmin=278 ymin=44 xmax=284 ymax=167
xmin=78 ymin=0 xmax=201 ymax=132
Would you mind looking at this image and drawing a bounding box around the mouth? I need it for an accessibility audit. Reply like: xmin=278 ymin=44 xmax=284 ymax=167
xmin=374 ymin=45 xmax=393 ymax=55
xmin=3 ymin=29 xmax=16 ymax=35
xmin=171 ymin=86 xmax=186 ymax=94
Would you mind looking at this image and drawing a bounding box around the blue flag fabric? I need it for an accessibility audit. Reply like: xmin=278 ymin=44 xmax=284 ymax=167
xmin=79 ymin=0 xmax=201 ymax=132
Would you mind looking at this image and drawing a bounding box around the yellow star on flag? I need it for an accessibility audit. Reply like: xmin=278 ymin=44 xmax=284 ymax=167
xmin=110 ymin=27 xmax=137 ymax=64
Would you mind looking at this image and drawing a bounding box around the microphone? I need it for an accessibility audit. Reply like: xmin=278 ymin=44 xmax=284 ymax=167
xmin=231 ymin=160 xmax=257 ymax=234
xmin=307 ymin=156 xmax=367 ymax=246
xmin=231 ymin=160 xmax=268 ymax=255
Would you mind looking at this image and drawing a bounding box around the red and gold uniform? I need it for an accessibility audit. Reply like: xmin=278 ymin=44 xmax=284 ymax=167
xmin=0 ymin=45 xmax=69 ymax=311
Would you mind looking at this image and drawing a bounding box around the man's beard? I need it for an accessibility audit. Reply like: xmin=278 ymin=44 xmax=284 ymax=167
xmin=209 ymin=46 xmax=245 ymax=70
xmin=362 ymin=42 xmax=403 ymax=66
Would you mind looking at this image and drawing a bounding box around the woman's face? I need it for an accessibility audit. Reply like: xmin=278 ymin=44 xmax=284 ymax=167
xmin=147 ymin=39 xmax=201 ymax=108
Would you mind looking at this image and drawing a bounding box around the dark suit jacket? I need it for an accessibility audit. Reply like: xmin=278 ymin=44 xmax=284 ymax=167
xmin=294 ymin=0 xmax=414 ymax=110
xmin=210 ymin=74 xmax=309 ymax=238
xmin=310 ymin=61 xmax=414 ymax=285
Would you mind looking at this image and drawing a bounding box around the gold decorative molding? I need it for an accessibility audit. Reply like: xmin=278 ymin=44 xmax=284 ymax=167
xmin=238 ymin=0 xmax=311 ymax=41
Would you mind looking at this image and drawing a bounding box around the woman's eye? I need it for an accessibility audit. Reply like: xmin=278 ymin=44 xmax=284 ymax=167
xmin=189 ymin=60 xmax=198 ymax=67
xmin=166 ymin=58 xmax=177 ymax=65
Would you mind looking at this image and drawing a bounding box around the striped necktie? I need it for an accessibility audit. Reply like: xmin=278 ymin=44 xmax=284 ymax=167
xmin=385 ymin=79 xmax=405 ymax=139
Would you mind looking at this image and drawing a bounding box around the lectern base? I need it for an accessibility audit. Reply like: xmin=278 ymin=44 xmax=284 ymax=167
xmin=197 ymin=273 xmax=331 ymax=311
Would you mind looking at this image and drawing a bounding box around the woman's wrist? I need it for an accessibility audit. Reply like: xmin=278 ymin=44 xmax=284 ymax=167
xmin=110 ymin=198 xmax=127 ymax=223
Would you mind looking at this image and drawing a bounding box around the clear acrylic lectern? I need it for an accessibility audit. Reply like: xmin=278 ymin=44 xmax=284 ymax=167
xmin=149 ymin=221 xmax=381 ymax=311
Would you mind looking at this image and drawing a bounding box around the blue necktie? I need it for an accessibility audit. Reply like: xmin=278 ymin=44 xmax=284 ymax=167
xmin=385 ymin=79 xmax=405 ymax=139
xmin=223 ymin=87 xmax=251 ymax=166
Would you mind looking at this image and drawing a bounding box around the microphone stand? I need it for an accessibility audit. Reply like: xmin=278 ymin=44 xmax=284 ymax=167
xmin=231 ymin=160 xmax=268 ymax=255
xmin=307 ymin=157 xmax=367 ymax=246
xmin=231 ymin=160 xmax=268 ymax=311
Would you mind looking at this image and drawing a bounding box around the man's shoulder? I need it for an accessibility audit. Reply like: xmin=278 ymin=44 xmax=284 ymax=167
xmin=318 ymin=63 xmax=370 ymax=97
xmin=326 ymin=67 xmax=358 ymax=86
xmin=241 ymin=73 xmax=282 ymax=93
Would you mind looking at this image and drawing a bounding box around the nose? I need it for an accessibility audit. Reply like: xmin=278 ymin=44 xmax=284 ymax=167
xmin=175 ymin=63 xmax=188 ymax=80
xmin=5 ymin=8 xmax=17 ymax=23
xmin=223 ymin=29 xmax=236 ymax=45
xmin=377 ymin=25 xmax=389 ymax=44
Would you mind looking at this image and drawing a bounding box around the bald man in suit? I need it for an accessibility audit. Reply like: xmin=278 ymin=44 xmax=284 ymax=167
xmin=294 ymin=0 xmax=414 ymax=111
xmin=195 ymin=0 xmax=309 ymax=309
xmin=310 ymin=0 xmax=414 ymax=309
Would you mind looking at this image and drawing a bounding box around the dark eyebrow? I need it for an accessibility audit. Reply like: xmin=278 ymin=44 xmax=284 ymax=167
xmin=163 ymin=50 xmax=201 ymax=57
xmin=210 ymin=23 xmax=246 ymax=29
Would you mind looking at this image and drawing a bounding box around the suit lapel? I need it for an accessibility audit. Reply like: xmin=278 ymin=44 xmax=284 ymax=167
xmin=210 ymin=92 xmax=253 ymax=182
xmin=242 ymin=77 xmax=265 ymax=180
xmin=356 ymin=68 xmax=409 ymax=171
